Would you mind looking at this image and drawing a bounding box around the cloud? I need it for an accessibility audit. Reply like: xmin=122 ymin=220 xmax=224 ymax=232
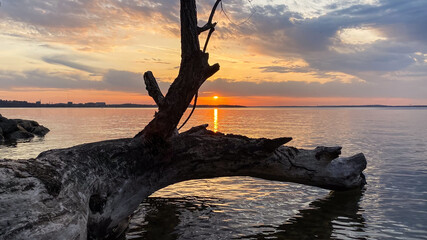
xmin=0 ymin=69 xmax=145 ymax=93
xmin=1 ymin=66 xmax=426 ymax=101
xmin=213 ymin=0 xmax=427 ymax=92
xmin=102 ymin=70 xmax=144 ymax=91
xmin=0 ymin=0 xmax=183 ymax=50
xmin=199 ymin=78 xmax=427 ymax=99
xmin=137 ymin=58 xmax=171 ymax=65
xmin=0 ymin=0 xmax=426 ymax=103
xmin=258 ymin=66 xmax=311 ymax=74
xmin=42 ymin=56 xmax=102 ymax=73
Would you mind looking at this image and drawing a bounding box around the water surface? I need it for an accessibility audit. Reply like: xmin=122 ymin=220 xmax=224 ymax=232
xmin=1 ymin=107 xmax=426 ymax=239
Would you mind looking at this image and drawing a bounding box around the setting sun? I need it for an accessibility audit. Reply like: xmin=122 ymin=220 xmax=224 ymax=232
xmin=213 ymin=96 xmax=219 ymax=100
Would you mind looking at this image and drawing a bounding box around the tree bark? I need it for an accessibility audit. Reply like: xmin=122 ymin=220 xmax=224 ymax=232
xmin=0 ymin=0 xmax=367 ymax=239
xmin=136 ymin=0 xmax=219 ymax=140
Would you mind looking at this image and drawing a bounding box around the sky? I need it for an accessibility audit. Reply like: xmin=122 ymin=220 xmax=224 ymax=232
xmin=0 ymin=0 xmax=426 ymax=106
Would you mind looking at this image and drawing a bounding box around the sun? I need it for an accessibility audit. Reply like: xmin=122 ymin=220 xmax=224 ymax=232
xmin=213 ymin=96 xmax=219 ymax=100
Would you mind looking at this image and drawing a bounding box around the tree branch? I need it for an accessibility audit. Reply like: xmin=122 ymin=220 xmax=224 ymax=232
xmin=198 ymin=22 xmax=217 ymax=34
xmin=203 ymin=27 xmax=215 ymax=53
xmin=198 ymin=0 xmax=221 ymax=34
xmin=139 ymin=0 xmax=220 ymax=140
xmin=143 ymin=71 xmax=165 ymax=108
xmin=199 ymin=0 xmax=221 ymax=52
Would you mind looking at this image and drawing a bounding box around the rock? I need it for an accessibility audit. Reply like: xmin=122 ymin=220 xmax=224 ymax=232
xmin=16 ymin=121 xmax=34 ymax=132
xmin=0 ymin=115 xmax=49 ymax=144
xmin=14 ymin=119 xmax=48 ymax=136
xmin=9 ymin=130 xmax=35 ymax=141
xmin=0 ymin=128 xmax=4 ymax=143
xmin=0 ymin=119 xmax=19 ymax=134
xmin=32 ymin=125 xmax=50 ymax=136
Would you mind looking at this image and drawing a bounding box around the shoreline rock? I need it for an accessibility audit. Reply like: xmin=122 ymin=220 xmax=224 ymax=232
xmin=0 ymin=114 xmax=49 ymax=144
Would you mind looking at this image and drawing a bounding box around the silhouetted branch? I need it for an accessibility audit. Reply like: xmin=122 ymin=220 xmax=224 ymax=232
xmin=143 ymin=71 xmax=164 ymax=108
xmin=200 ymin=0 xmax=221 ymax=52
xmin=139 ymin=0 xmax=220 ymax=140
xmin=198 ymin=0 xmax=221 ymax=34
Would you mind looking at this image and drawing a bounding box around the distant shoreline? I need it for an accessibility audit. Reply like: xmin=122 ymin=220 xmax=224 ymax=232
xmin=0 ymin=100 xmax=426 ymax=108
xmin=0 ymin=105 xmax=246 ymax=108
xmin=256 ymin=105 xmax=427 ymax=108
xmin=1 ymin=105 xmax=426 ymax=109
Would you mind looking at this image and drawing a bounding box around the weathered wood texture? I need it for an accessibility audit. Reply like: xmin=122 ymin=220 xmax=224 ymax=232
xmin=0 ymin=125 xmax=366 ymax=239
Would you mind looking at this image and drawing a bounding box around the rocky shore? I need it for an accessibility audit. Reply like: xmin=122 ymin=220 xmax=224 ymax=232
xmin=0 ymin=114 xmax=49 ymax=144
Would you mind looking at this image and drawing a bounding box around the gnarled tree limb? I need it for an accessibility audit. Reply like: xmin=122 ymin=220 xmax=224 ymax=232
xmin=138 ymin=0 xmax=220 ymax=140
xmin=200 ymin=0 xmax=220 ymax=52
xmin=198 ymin=0 xmax=221 ymax=34
xmin=143 ymin=71 xmax=164 ymax=108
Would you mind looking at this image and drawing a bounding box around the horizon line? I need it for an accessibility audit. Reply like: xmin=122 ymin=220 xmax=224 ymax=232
xmin=1 ymin=99 xmax=426 ymax=108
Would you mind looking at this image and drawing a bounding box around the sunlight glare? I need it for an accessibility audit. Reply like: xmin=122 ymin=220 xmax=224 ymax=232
xmin=213 ymin=108 xmax=218 ymax=133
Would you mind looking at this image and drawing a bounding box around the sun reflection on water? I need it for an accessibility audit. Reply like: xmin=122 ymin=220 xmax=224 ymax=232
xmin=213 ymin=108 xmax=218 ymax=133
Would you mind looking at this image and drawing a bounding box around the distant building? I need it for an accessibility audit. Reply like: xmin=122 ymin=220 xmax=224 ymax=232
xmin=36 ymin=101 xmax=41 ymax=105
xmin=68 ymin=102 xmax=73 ymax=105
xmin=95 ymin=102 xmax=106 ymax=106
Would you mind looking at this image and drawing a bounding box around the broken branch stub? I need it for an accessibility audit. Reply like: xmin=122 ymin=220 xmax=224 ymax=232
xmin=143 ymin=71 xmax=164 ymax=108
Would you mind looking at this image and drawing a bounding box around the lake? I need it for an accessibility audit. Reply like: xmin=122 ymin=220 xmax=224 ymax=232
xmin=1 ymin=107 xmax=426 ymax=239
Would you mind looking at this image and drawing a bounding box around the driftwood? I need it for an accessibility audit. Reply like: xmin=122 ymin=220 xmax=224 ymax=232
xmin=0 ymin=0 xmax=367 ymax=239
xmin=0 ymin=125 xmax=366 ymax=239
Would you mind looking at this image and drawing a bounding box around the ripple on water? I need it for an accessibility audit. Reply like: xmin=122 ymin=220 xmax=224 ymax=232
xmin=2 ymin=108 xmax=427 ymax=239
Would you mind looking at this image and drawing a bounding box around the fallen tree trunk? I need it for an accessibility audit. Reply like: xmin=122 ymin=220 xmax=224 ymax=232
xmin=0 ymin=125 xmax=366 ymax=239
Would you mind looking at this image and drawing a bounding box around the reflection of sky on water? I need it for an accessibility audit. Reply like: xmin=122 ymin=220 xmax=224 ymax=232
xmin=127 ymin=183 xmax=366 ymax=240
xmin=1 ymin=107 xmax=426 ymax=239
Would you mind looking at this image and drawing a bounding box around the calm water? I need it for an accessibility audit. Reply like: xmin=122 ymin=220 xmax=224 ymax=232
xmin=1 ymin=107 xmax=427 ymax=239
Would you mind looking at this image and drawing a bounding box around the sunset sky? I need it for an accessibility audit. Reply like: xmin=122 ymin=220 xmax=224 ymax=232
xmin=1 ymin=0 xmax=426 ymax=106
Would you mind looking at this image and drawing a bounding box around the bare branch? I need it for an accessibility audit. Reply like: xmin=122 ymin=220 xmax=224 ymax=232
xmin=208 ymin=0 xmax=221 ymax=26
xmin=198 ymin=22 xmax=216 ymax=34
xmin=177 ymin=92 xmax=198 ymax=131
xmin=140 ymin=0 xmax=221 ymax=140
xmin=197 ymin=0 xmax=221 ymax=34
xmin=199 ymin=0 xmax=221 ymax=52
xmin=143 ymin=71 xmax=164 ymax=108
xmin=203 ymin=27 xmax=215 ymax=53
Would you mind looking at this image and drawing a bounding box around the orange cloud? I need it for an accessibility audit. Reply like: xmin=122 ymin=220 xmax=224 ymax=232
xmin=194 ymin=96 xmax=427 ymax=106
